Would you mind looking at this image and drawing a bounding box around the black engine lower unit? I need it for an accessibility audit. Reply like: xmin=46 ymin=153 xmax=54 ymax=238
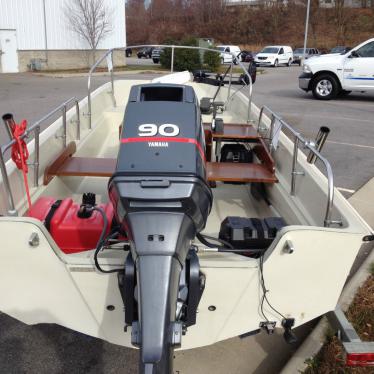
xmin=118 ymin=249 xmax=205 ymax=339
xmin=219 ymin=216 xmax=287 ymax=251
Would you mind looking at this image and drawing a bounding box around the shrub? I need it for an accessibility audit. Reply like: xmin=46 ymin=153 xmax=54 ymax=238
xmin=203 ymin=49 xmax=221 ymax=72
xmin=160 ymin=37 xmax=201 ymax=72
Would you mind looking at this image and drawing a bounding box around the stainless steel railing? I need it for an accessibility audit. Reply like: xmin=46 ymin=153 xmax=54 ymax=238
xmin=0 ymin=44 xmax=251 ymax=215
xmin=86 ymin=44 xmax=254 ymax=128
xmin=258 ymin=105 xmax=339 ymax=227
xmin=0 ymin=97 xmax=80 ymax=215
xmin=0 ymin=45 xmax=336 ymax=227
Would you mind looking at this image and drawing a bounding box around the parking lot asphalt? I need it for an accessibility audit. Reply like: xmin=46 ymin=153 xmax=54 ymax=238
xmin=0 ymin=72 xmax=156 ymax=137
xmin=252 ymin=65 xmax=374 ymax=193
xmin=0 ymin=66 xmax=373 ymax=373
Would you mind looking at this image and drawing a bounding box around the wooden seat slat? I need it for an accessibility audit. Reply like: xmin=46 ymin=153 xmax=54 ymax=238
xmin=47 ymin=157 xmax=277 ymax=184
xmin=253 ymin=138 xmax=275 ymax=173
xmin=206 ymin=162 xmax=277 ymax=183
xmin=48 ymin=158 xmax=277 ymax=183
xmin=203 ymin=123 xmax=259 ymax=140
xmin=54 ymin=157 xmax=116 ymax=177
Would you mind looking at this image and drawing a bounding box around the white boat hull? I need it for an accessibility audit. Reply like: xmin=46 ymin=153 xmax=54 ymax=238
xmin=0 ymin=78 xmax=371 ymax=350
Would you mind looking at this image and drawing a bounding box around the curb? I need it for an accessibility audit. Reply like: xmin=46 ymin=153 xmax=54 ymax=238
xmin=280 ymin=244 xmax=374 ymax=374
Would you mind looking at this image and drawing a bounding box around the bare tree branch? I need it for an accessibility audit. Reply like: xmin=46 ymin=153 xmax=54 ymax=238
xmin=64 ymin=0 xmax=113 ymax=60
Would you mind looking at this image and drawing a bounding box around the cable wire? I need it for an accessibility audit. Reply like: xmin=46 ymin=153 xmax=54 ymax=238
xmin=93 ymin=206 xmax=123 ymax=273
xmin=259 ymin=254 xmax=286 ymax=321
xmin=196 ymin=232 xmax=234 ymax=249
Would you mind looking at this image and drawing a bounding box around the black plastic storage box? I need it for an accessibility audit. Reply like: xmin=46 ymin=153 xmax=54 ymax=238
xmin=219 ymin=216 xmax=287 ymax=249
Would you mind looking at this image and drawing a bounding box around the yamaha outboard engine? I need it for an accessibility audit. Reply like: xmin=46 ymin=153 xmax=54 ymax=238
xmin=108 ymin=84 xmax=212 ymax=373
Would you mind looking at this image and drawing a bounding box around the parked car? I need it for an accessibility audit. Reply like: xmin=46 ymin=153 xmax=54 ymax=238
xmin=240 ymin=50 xmax=256 ymax=63
xmin=299 ymin=38 xmax=374 ymax=100
xmin=125 ymin=48 xmax=132 ymax=57
xmin=217 ymin=45 xmax=241 ymax=64
xmin=255 ymin=46 xmax=293 ymax=67
xmin=151 ymin=48 xmax=163 ymax=64
xmin=330 ymin=46 xmax=352 ymax=54
xmin=293 ymin=48 xmax=320 ymax=65
xmin=137 ymin=47 xmax=153 ymax=59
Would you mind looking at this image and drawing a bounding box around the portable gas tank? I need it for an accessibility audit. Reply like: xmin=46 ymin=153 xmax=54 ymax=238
xmin=28 ymin=195 xmax=114 ymax=254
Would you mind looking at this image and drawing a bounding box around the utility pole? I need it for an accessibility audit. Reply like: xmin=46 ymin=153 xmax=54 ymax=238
xmin=302 ymin=0 xmax=311 ymax=65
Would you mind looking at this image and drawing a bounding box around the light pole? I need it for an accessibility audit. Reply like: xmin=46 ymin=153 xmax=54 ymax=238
xmin=302 ymin=0 xmax=311 ymax=65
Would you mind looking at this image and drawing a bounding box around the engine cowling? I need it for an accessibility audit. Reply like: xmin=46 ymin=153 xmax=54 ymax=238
xmin=108 ymin=83 xmax=212 ymax=373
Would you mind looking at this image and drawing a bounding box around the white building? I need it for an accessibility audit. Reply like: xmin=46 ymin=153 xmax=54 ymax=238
xmin=0 ymin=0 xmax=126 ymax=73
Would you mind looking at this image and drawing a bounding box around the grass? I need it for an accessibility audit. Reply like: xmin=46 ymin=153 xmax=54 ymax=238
xmin=304 ymin=264 xmax=374 ymax=374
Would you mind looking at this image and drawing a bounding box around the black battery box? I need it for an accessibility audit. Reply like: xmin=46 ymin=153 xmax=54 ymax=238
xmin=219 ymin=216 xmax=286 ymax=249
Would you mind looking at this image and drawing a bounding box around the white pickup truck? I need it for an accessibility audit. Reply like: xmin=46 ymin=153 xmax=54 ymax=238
xmin=299 ymin=38 xmax=374 ymax=100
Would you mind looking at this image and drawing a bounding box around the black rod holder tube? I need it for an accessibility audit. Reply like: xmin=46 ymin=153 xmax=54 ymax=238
xmin=307 ymin=126 xmax=330 ymax=164
xmin=2 ymin=113 xmax=15 ymax=141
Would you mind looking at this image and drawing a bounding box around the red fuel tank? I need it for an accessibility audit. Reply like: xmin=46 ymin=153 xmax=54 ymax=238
xmin=28 ymin=197 xmax=114 ymax=254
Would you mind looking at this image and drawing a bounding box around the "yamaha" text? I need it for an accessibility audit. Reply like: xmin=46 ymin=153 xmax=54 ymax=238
xmin=148 ymin=142 xmax=169 ymax=147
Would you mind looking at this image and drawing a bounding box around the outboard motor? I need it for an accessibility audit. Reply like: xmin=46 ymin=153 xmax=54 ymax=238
xmin=108 ymin=84 xmax=212 ymax=373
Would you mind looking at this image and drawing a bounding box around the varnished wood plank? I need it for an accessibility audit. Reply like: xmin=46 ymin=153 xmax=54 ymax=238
xmin=253 ymin=138 xmax=275 ymax=173
xmin=44 ymin=142 xmax=77 ymax=185
xmin=204 ymin=129 xmax=213 ymax=162
xmin=206 ymin=162 xmax=277 ymax=183
xmin=46 ymin=154 xmax=277 ymax=184
xmin=55 ymin=157 xmax=116 ymax=177
xmin=203 ymin=122 xmax=259 ymax=140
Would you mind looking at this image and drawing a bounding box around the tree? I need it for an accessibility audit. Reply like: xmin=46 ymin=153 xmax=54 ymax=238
xmin=333 ymin=0 xmax=349 ymax=44
xmin=126 ymin=0 xmax=149 ymax=44
xmin=64 ymin=0 xmax=113 ymax=63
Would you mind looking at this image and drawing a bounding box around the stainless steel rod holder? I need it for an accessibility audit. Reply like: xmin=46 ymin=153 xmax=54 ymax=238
xmin=2 ymin=113 xmax=15 ymax=141
xmin=307 ymin=126 xmax=330 ymax=164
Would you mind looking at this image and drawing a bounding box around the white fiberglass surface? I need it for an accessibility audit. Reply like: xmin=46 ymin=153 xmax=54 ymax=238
xmin=204 ymin=183 xmax=274 ymax=237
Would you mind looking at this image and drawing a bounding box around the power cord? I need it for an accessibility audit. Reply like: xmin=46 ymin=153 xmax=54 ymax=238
xmin=259 ymin=254 xmax=286 ymax=321
xmin=196 ymin=232 xmax=234 ymax=249
xmin=93 ymin=206 xmax=124 ymax=274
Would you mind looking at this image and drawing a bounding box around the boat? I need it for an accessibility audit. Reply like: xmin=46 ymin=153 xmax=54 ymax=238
xmin=0 ymin=45 xmax=373 ymax=373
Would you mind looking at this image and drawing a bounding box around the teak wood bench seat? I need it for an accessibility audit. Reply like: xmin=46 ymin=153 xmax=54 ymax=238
xmin=44 ymin=128 xmax=278 ymax=185
xmin=203 ymin=122 xmax=259 ymax=141
xmin=206 ymin=162 xmax=277 ymax=183
xmin=45 ymin=157 xmax=277 ymax=184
